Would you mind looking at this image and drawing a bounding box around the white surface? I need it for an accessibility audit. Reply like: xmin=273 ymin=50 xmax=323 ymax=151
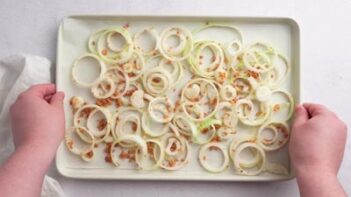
xmin=56 ymin=16 xmax=297 ymax=181
xmin=0 ymin=0 xmax=350 ymax=196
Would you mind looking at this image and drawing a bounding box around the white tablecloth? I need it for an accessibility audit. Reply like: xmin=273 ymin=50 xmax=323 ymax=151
xmin=1 ymin=0 xmax=350 ymax=196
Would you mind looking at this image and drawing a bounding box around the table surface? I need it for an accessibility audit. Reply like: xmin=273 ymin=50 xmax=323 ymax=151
xmin=1 ymin=0 xmax=351 ymax=196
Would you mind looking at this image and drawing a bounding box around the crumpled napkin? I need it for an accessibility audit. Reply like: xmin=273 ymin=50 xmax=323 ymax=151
xmin=0 ymin=54 xmax=66 ymax=197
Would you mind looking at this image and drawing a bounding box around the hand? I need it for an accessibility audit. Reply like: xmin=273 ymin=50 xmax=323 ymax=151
xmin=290 ymin=103 xmax=347 ymax=197
xmin=10 ymin=84 xmax=65 ymax=154
xmin=290 ymin=103 xmax=347 ymax=175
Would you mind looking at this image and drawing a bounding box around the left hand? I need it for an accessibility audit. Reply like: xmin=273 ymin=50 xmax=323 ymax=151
xmin=10 ymin=84 xmax=65 ymax=155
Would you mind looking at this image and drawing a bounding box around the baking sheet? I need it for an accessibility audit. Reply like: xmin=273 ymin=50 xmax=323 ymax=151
xmin=55 ymin=15 xmax=300 ymax=181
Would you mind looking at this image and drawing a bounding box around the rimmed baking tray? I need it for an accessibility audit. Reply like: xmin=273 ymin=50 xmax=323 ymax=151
xmin=56 ymin=15 xmax=300 ymax=181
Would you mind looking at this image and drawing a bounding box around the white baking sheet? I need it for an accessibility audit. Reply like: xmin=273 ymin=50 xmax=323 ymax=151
xmin=55 ymin=15 xmax=300 ymax=181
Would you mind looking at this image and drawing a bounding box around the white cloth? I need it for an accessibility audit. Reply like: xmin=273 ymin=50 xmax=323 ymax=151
xmin=0 ymin=54 xmax=66 ymax=197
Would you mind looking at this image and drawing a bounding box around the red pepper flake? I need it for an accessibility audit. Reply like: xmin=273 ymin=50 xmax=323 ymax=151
xmin=67 ymin=140 xmax=74 ymax=150
xmin=174 ymin=100 xmax=180 ymax=110
xmin=131 ymin=122 xmax=138 ymax=132
xmin=211 ymin=136 xmax=221 ymax=142
xmin=106 ymin=83 xmax=111 ymax=90
xmin=147 ymin=143 xmax=154 ymax=155
xmin=104 ymin=143 xmax=113 ymax=154
xmin=80 ymin=107 xmax=94 ymax=118
xmin=105 ymin=155 xmax=113 ymax=163
xmin=101 ymin=49 xmax=108 ymax=56
xmin=231 ymin=97 xmax=238 ymax=104
xmin=123 ymin=88 xmax=137 ymax=97
xmin=210 ymin=98 xmax=218 ymax=106
xmin=85 ymin=151 xmax=94 ymax=158
xmin=201 ymin=128 xmax=210 ymax=134
xmin=96 ymin=97 xmax=113 ymax=107
xmin=170 ymin=142 xmax=177 ymax=152
xmin=247 ymin=70 xmax=259 ymax=80
xmin=209 ymin=146 xmax=220 ymax=151
xmin=273 ymin=104 xmax=281 ymax=112
xmin=115 ymin=98 xmax=123 ymax=107
xmin=256 ymin=111 xmax=263 ymax=117
xmin=152 ymin=77 xmax=161 ymax=83
xmin=97 ymin=119 xmax=107 ymax=131
xmin=119 ymin=150 xmax=129 ymax=159
xmin=127 ymin=149 xmax=136 ymax=162
xmin=128 ymin=73 xmax=136 ymax=78
xmin=168 ymin=159 xmax=176 ymax=167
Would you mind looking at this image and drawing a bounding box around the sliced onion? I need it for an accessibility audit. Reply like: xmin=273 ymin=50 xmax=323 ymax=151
xmin=97 ymin=27 xmax=134 ymax=64
xmin=192 ymin=119 xmax=221 ymax=144
xmin=133 ymin=27 xmax=159 ymax=56
xmin=159 ymin=27 xmax=193 ymax=61
xmin=229 ymin=138 xmax=266 ymax=176
xmin=188 ymin=41 xmax=225 ymax=78
xmin=104 ymin=66 xmax=130 ymax=99
xmin=142 ymin=67 xmax=172 ymax=96
xmin=198 ymin=142 xmax=229 ymax=173
xmin=141 ymin=112 xmax=169 ymax=137
xmin=91 ymin=77 xmax=116 ymax=99
xmin=257 ymin=121 xmax=289 ymax=151
xmin=130 ymin=90 xmax=146 ymax=108
xmin=235 ymin=99 xmax=271 ymax=126
xmin=110 ymin=107 xmax=142 ymax=143
xmin=135 ymin=139 xmax=164 ymax=170
xmin=265 ymin=162 xmax=289 ymax=175
xmin=73 ymin=104 xmax=111 ymax=144
xmin=158 ymin=57 xmax=184 ymax=85
xmin=242 ymin=42 xmax=277 ymax=73
xmin=215 ymin=102 xmax=238 ymax=128
xmin=220 ymin=84 xmax=237 ymax=101
xmin=180 ymin=78 xmax=219 ymax=122
xmin=65 ymin=126 xmax=95 ymax=160
xmin=71 ymin=53 xmax=106 ymax=87
xmin=148 ymin=97 xmax=174 ymax=123
xmin=255 ymin=86 xmax=272 ymax=102
xmin=172 ymin=113 xmax=197 ymax=136
xmin=160 ymin=133 xmax=190 ymax=171
xmin=270 ymin=89 xmax=294 ymax=121
xmin=110 ymin=135 xmax=147 ymax=167
xmin=267 ymin=54 xmax=290 ymax=87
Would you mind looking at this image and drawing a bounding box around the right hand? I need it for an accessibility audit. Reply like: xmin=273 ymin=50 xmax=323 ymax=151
xmin=289 ymin=103 xmax=347 ymax=177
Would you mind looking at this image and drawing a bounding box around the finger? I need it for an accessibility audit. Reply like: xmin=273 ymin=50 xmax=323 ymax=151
xmin=44 ymin=94 xmax=54 ymax=102
xmin=303 ymin=103 xmax=330 ymax=117
xmin=293 ymin=105 xmax=309 ymax=127
xmin=49 ymin=91 xmax=65 ymax=108
xmin=26 ymin=84 xmax=56 ymax=98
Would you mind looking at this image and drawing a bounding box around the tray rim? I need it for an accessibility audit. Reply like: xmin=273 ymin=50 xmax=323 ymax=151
xmin=55 ymin=14 xmax=300 ymax=181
